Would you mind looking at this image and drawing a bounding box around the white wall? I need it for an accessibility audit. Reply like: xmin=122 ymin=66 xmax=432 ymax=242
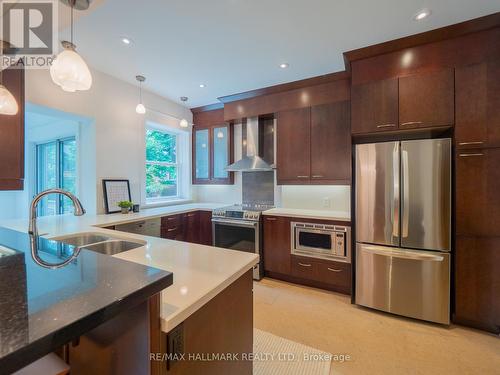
xmin=0 ymin=106 xmax=86 ymax=220
xmin=278 ymin=185 xmax=350 ymax=212
xmin=24 ymin=67 xmax=192 ymax=214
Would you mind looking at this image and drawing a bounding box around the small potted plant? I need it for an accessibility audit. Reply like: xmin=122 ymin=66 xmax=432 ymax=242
xmin=117 ymin=201 xmax=133 ymax=214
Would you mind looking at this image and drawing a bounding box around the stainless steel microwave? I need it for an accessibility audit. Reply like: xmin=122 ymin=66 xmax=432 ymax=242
xmin=291 ymin=222 xmax=351 ymax=263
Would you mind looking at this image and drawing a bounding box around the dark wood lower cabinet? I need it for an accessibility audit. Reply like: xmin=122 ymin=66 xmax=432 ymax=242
xmin=263 ymin=215 xmax=352 ymax=295
xmin=454 ymin=236 xmax=500 ymax=334
xmin=160 ymin=211 xmax=213 ymax=245
xmin=183 ymin=212 xmax=200 ymax=244
xmin=263 ymin=216 xmax=291 ymax=275
xmin=198 ymin=210 xmax=213 ymax=245
xmin=165 ymin=271 xmax=253 ymax=375
xmin=161 ymin=214 xmax=185 ymax=241
xmin=290 ymin=256 xmax=351 ymax=294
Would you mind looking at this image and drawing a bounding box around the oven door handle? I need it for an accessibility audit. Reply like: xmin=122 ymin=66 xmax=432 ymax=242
xmin=211 ymin=218 xmax=258 ymax=228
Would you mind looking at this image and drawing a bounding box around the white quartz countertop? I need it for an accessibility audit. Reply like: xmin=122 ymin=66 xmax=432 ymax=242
xmin=263 ymin=208 xmax=351 ymax=222
xmin=0 ymin=202 xmax=259 ymax=333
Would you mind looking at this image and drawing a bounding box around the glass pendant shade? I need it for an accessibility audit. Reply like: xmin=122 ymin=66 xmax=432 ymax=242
xmin=50 ymin=48 xmax=92 ymax=92
xmin=136 ymin=103 xmax=146 ymax=114
xmin=180 ymin=118 xmax=189 ymax=128
xmin=0 ymin=84 xmax=19 ymax=115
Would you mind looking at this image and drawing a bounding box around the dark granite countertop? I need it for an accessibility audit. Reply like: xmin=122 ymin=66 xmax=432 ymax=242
xmin=0 ymin=227 xmax=173 ymax=374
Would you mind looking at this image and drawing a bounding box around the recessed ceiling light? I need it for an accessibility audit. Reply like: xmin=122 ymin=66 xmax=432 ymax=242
xmin=279 ymin=63 xmax=289 ymax=69
xmin=199 ymin=84 xmax=206 ymax=88
xmin=121 ymin=37 xmax=132 ymax=45
xmin=414 ymin=9 xmax=431 ymax=21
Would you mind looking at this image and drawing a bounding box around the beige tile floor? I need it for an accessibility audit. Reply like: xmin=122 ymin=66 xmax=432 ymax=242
xmin=253 ymin=278 xmax=500 ymax=375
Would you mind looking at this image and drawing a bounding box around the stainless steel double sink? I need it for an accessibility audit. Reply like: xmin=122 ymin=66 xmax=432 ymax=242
xmin=53 ymin=233 xmax=147 ymax=256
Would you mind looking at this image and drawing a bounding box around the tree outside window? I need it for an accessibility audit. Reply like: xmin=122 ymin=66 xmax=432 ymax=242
xmin=145 ymin=128 xmax=179 ymax=201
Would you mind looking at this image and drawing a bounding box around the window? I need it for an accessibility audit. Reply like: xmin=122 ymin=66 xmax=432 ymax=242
xmin=36 ymin=137 xmax=77 ymax=216
xmin=145 ymin=128 xmax=179 ymax=202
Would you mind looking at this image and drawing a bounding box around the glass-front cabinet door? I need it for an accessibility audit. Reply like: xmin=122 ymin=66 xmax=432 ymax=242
xmin=213 ymin=126 xmax=228 ymax=179
xmin=194 ymin=128 xmax=210 ymax=180
xmin=193 ymin=123 xmax=233 ymax=184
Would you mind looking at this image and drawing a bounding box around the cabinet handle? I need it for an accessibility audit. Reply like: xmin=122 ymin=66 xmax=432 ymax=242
xmin=265 ymin=217 xmax=277 ymax=221
xmin=327 ymin=267 xmax=343 ymax=273
xmin=167 ymin=227 xmax=177 ymax=232
xmin=312 ymin=175 xmax=324 ymax=178
xmin=458 ymin=141 xmax=484 ymax=146
xmin=400 ymin=121 xmax=423 ymax=126
xmin=298 ymin=263 xmax=312 ymax=267
xmin=376 ymin=124 xmax=396 ymax=128
xmin=459 ymin=153 xmax=484 ymax=157
xmin=167 ymin=217 xmax=177 ymax=221
xmin=297 ymin=175 xmax=310 ymax=178
xmin=187 ymin=213 xmax=196 ymax=217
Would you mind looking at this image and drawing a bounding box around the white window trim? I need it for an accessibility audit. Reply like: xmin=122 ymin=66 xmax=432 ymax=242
xmin=142 ymin=120 xmax=191 ymax=207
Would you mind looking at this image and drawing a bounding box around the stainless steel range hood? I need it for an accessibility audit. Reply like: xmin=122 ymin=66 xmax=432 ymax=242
xmin=225 ymin=117 xmax=275 ymax=172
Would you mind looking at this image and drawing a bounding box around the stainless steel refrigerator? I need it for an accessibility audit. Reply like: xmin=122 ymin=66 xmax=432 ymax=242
xmin=355 ymin=139 xmax=451 ymax=324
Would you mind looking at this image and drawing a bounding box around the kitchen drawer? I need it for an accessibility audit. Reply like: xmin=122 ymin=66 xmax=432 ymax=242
xmin=161 ymin=214 xmax=183 ymax=229
xmin=317 ymin=260 xmax=350 ymax=288
xmin=291 ymin=255 xmax=350 ymax=289
xmin=161 ymin=225 xmax=184 ymax=241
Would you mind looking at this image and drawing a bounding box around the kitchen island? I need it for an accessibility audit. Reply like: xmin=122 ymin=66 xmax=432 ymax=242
xmin=0 ymin=203 xmax=259 ymax=374
xmin=0 ymin=227 xmax=173 ymax=374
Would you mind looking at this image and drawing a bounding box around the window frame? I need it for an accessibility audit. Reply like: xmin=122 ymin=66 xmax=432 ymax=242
xmin=144 ymin=125 xmax=182 ymax=204
xmin=192 ymin=122 xmax=234 ymax=185
xmin=35 ymin=136 xmax=77 ymax=216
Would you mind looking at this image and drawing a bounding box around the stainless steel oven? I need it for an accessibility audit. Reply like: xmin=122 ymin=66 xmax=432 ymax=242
xmin=291 ymin=222 xmax=351 ymax=263
xmin=212 ymin=215 xmax=262 ymax=280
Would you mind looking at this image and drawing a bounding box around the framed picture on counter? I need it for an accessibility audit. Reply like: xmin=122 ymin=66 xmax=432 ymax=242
xmin=102 ymin=179 xmax=132 ymax=214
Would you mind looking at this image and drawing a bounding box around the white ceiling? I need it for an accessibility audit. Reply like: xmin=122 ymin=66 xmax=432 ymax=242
xmin=61 ymin=0 xmax=500 ymax=107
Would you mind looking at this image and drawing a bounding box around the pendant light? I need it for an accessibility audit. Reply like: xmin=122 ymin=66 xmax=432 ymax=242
xmin=50 ymin=0 xmax=92 ymax=92
xmin=0 ymin=41 xmax=18 ymax=115
xmin=179 ymin=96 xmax=189 ymax=127
xmin=135 ymin=75 xmax=146 ymax=114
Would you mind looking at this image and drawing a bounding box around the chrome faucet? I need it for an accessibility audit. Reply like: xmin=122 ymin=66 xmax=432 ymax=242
xmin=29 ymin=189 xmax=85 ymax=269
xmin=29 ymin=188 xmax=86 ymax=236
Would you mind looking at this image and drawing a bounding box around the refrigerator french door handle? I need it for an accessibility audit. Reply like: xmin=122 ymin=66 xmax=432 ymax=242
xmin=402 ymin=150 xmax=409 ymax=238
xmin=392 ymin=144 xmax=400 ymax=238
xmin=360 ymin=245 xmax=445 ymax=262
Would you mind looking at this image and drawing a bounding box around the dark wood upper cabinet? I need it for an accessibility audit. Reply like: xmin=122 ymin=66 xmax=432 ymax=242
xmin=455 ymin=59 xmax=500 ymax=149
xmin=277 ymin=103 xmax=351 ymax=185
xmin=276 ymin=107 xmax=311 ymax=183
xmin=311 ymin=101 xmax=351 ymax=183
xmin=192 ymin=123 xmax=234 ymax=185
xmin=0 ymin=63 xmax=25 ymax=190
xmin=263 ymin=216 xmax=291 ymax=275
xmin=192 ymin=108 xmax=234 ymax=185
xmin=351 ymin=69 xmax=454 ymax=134
xmin=398 ymin=69 xmax=455 ymax=129
xmin=351 ymin=78 xmax=399 ymax=134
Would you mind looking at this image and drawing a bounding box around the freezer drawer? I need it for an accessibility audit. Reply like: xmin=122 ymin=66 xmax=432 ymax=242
xmin=355 ymin=243 xmax=450 ymax=324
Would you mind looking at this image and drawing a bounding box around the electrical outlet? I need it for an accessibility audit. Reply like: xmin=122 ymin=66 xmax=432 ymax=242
xmin=322 ymin=197 xmax=331 ymax=208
